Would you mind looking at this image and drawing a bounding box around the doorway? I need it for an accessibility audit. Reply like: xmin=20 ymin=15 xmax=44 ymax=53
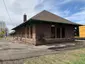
xmin=62 ymin=28 xmax=65 ymax=38
xmin=51 ymin=25 xmax=55 ymax=38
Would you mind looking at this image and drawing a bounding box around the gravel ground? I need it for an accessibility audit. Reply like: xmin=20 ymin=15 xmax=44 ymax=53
xmin=0 ymin=39 xmax=55 ymax=60
xmin=0 ymin=39 xmax=85 ymax=64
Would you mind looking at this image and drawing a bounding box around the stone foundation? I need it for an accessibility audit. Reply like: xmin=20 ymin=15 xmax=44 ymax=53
xmin=36 ymin=38 xmax=75 ymax=45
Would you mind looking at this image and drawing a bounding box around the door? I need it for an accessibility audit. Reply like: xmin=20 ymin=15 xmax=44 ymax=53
xmin=51 ymin=26 xmax=55 ymax=38
xmin=56 ymin=27 xmax=65 ymax=38
xmin=62 ymin=28 xmax=65 ymax=38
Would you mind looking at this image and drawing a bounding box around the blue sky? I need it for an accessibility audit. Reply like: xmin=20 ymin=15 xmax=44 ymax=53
xmin=0 ymin=0 xmax=85 ymax=31
xmin=35 ymin=0 xmax=85 ymax=24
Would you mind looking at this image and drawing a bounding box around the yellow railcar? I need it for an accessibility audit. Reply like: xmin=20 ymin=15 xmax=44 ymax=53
xmin=79 ymin=26 xmax=85 ymax=37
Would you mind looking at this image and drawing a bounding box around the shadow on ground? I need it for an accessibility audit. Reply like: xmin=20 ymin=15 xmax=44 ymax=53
xmin=47 ymin=40 xmax=85 ymax=51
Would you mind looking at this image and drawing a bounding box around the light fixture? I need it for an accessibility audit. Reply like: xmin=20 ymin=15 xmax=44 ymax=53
xmin=51 ymin=25 xmax=55 ymax=27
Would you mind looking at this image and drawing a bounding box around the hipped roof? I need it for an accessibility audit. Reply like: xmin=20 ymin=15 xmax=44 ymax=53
xmin=12 ymin=10 xmax=82 ymax=30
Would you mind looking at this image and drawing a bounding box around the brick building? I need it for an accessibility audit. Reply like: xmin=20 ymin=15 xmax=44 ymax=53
xmin=12 ymin=10 xmax=81 ymax=45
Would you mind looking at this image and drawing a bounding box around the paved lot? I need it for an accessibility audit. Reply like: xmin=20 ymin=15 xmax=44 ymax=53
xmin=0 ymin=39 xmax=85 ymax=61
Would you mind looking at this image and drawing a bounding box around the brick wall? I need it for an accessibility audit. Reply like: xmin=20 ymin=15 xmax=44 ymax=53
xmin=36 ymin=23 xmax=75 ymax=45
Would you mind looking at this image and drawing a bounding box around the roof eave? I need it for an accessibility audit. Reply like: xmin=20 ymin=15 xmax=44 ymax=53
xmin=31 ymin=19 xmax=82 ymax=26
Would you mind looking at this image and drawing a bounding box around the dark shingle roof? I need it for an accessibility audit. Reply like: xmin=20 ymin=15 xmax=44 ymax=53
xmin=31 ymin=10 xmax=80 ymax=25
xmin=12 ymin=10 xmax=82 ymax=30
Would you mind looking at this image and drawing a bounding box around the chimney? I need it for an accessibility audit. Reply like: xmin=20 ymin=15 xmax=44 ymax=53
xmin=23 ymin=14 xmax=27 ymax=22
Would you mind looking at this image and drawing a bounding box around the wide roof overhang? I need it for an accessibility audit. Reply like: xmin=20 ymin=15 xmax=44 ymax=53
xmin=12 ymin=19 xmax=82 ymax=30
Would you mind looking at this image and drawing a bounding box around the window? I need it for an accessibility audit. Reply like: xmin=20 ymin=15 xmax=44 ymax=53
xmin=56 ymin=28 xmax=60 ymax=38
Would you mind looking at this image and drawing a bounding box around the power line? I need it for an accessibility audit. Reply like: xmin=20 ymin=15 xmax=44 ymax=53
xmin=2 ymin=0 xmax=12 ymax=22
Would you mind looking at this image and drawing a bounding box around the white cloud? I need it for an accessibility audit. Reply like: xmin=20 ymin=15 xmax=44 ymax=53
xmin=35 ymin=0 xmax=72 ymax=10
xmin=66 ymin=10 xmax=85 ymax=24
xmin=34 ymin=0 xmax=72 ymax=17
xmin=80 ymin=7 xmax=85 ymax=10
xmin=0 ymin=0 xmax=40 ymax=31
xmin=0 ymin=0 xmax=85 ymax=32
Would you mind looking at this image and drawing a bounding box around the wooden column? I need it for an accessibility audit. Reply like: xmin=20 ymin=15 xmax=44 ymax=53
xmin=25 ymin=27 xmax=27 ymax=38
xmin=20 ymin=29 xmax=22 ymax=41
xmin=25 ymin=26 xmax=27 ymax=43
xmin=60 ymin=28 xmax=62 ymax=38
xmin=32 ymin=25 xmax=36 ymax=39
xmin=32 ymin=25 xmax=36 ymax=45
xmin=17 ymin=32 xmax=19 ymax=40
xmin=29 ymin=26 xmax=31 ymax=38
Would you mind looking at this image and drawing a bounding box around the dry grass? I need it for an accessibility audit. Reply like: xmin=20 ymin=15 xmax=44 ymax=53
xmin=24 ymin=48 xmax=85 ymax=64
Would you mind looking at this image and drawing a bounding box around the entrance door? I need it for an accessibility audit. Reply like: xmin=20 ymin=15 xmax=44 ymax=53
xmin=51 ymin=26 xmax=65 ymax=38
xmin=51 ymin=26 xmax=55 ymax=38
xmin=56 ymin=27 xmax=65 ymax=38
